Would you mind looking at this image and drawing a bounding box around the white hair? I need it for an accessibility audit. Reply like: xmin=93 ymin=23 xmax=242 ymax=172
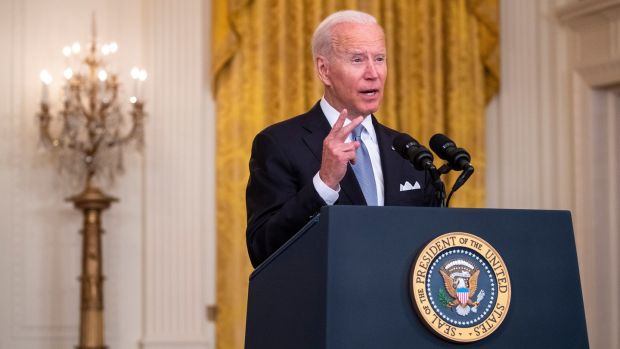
xmin=311 ymin=10 xmax=379 ymax=61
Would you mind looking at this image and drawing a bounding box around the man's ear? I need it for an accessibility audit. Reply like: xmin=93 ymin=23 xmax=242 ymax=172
xmin=315 ymin=56 xmax=331 ymax=86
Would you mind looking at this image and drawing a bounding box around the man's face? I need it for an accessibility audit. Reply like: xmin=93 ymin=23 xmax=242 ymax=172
xmin=317 ymin=22 xmax=387 ymax=118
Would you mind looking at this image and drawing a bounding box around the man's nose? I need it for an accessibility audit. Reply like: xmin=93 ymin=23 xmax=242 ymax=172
xmin=364 ymin=60 xmax=379 ymax=79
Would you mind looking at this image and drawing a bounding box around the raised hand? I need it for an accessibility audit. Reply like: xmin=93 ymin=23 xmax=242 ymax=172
xmin=319 ymin=109 xmax=364 ymax=189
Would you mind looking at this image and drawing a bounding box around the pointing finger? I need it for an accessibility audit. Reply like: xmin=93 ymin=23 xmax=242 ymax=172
xmin=338 ymin=115 xmax=364 ymax=141
xmin=330 ymin=109 xmax=348 ymax=133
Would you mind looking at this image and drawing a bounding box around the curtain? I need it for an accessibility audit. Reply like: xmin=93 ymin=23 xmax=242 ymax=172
xmin=211 ymin=1 xmax=499 ymax=348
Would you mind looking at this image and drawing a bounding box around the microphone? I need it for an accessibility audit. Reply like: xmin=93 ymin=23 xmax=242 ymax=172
xmin=394 ymin=132 xmax=446 ymax=207
xmin=429 ymin=134 xmax=474 ymax=207
xmin=429 ymin=134 xmax=472 ymax=171
xmin=393 ymin=133 xmax=435 ymax=172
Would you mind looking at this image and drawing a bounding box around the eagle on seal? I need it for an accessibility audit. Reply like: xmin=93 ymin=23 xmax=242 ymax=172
xmin=440 ymin=267 xmax=480 ymax=310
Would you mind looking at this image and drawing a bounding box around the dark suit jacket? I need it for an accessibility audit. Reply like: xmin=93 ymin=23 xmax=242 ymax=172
xmin=246 ymin=102 xmax=436 ymax=267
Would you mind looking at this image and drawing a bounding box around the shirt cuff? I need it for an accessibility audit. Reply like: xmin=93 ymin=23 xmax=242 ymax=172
xmin=313 ymin=172 xmax=339 ymax=205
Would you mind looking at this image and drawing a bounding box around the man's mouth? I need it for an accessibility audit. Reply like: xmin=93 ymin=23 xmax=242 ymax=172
xmin=359 ymin=89 xmax=379 ymax=96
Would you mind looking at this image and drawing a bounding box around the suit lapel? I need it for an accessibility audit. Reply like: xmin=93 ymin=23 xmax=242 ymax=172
xmin=300 ymin=104 xmax=328 ymax=164
xmin=301 ymin=102 xmax=366 ymax=205
xmin=373 ymin=116 xmax=403 ymax=206
xmin=339 ymin=166 xmax=367 ymax=205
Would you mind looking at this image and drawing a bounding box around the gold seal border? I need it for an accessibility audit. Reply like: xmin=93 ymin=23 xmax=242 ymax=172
xmin=410 ymin=232 xmax=511 ymax=343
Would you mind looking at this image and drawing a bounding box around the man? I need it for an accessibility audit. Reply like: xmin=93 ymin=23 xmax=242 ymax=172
xmin=246 ymin=10 xmax=435 ymax=267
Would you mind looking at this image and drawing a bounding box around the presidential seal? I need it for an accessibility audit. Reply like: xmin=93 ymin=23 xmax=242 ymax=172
xmin=410 ymin=232 xmax=511 ymax=342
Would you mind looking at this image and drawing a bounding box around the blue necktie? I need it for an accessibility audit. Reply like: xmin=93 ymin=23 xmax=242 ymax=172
xmin=351 ymin=125 xmax=378 ymax=206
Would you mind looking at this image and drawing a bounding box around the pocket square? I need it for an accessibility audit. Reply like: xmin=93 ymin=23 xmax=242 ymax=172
xmin=400 ymin=181 xmax=421 ymax=191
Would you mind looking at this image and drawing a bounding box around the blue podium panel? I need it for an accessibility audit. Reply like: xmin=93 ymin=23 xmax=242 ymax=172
xmin=245 ymin=207 xmax=589 ymax=349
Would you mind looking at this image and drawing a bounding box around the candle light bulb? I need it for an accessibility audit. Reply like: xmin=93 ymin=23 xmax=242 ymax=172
xmin=109 ymin=42 xmax=118 ymax=53
xmin=71 ymin=41 xmax=81 ymax=54
xmin=98 ymin=69 xmax=108 ymax=82
xmin=101 ymin=44 xmax=110 ymax=56
xmin=129 ymin=96 xmax=137 ymax=104
xmin=130 ymin=67 xmax=140 ymax=80
xmin=62 ymin=46 xmax=72 ymax=57
xmin=40 ymin=70 xmax=52 ymax=103
xmin=40 ymin=70 xmax=53 ymax=85
xmin=63 ymin=68 xmax=73 ymax=80
xmin=138 ymin=69 xmax=148 ymax=82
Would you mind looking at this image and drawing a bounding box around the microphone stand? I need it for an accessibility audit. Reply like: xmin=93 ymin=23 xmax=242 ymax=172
xmin=445 ymin=166 xmax=474 ymax=207
xmin=439 ymin=165 xmax=474 ymax=207
xmin=428 ymin=166 xmax=446 ymax=207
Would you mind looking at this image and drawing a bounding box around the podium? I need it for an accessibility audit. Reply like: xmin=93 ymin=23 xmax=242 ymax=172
xmin=245 ymin=206 xmax=589 ymax=348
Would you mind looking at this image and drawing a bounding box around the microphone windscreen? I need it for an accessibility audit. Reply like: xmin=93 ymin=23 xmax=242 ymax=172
xmin=429 ymin=133 xmax=454 ymax=160
xmin=393 ymin=133 xmax=416 ymax=157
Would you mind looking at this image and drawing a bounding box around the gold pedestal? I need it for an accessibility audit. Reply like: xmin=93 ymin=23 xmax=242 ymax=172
xmin=67 ymin=185 xmax=118 ymax=349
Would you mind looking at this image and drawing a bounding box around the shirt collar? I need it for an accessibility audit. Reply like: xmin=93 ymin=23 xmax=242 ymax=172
xmin=319 ymin=97 xmax=377 ymax=144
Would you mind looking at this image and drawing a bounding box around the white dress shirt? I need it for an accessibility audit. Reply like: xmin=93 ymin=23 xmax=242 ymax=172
xmin=312 ymin=97 xmax=385 ymax=206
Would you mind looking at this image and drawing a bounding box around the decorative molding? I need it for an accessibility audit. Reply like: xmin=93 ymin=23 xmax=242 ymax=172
xmin=558 ymin=0 xmax=620 ymax=86
xmin=576 ymin=57 xmax=620 ymax=87
xmin=557 ymin=0 xmax=620 ymax=29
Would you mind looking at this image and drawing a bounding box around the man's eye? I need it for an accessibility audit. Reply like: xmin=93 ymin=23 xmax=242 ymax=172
xmin=352 ymin=57 xmax=363 ymax=63
xmin=376 ymin=56 xmax=385 ymax=62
